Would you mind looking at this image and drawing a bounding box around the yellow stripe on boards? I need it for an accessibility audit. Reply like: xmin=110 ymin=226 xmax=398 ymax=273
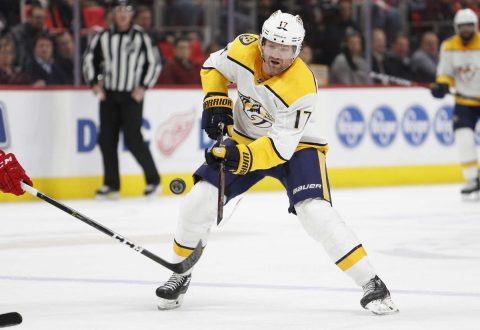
xmin=336 ymin=246 xmax=367 ymax=271
xmin=0 ymin=164 xmax=465 ymax=202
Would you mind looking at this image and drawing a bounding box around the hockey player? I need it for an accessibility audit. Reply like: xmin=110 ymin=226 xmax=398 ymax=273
xmin=156 ymin=11 xmax=399 ymax=315
xmin=431 ymin=8 xmax=480 ymax=198
xmin=0 ymin=150 xmax=32 ymax=196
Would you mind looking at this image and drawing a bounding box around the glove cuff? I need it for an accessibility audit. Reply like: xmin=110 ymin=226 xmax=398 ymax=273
xmin=203 ymin=95 xmax=233 ymax=111
xmin=232 ymin=144 xmax=253 ymax=175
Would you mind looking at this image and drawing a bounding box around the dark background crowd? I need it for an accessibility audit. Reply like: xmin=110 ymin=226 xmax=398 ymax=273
xmin=0 ymin=0 xmax=478 ymax=87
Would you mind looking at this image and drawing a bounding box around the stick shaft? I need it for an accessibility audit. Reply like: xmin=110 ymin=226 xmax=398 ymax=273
xmin=20 ymin=182 xmax=201 ymax=273
xmin=217 ymin=122 xmax=225 ymax=225
xmin=369 ymin=71 xmax=480 ymax=102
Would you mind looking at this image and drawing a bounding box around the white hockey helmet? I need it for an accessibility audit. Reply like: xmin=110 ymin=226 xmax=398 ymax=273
xmin=454 ymin=8 xmax=478 ymax=33
xmin=260 ymin=10 xmax=305 ymax=57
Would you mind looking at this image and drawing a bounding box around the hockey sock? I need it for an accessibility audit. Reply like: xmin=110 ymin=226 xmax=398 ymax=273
xmin=295 ymin=199 xmax=376 ymax=286
xmin=455 ymin=128 xmax=479 ymax=181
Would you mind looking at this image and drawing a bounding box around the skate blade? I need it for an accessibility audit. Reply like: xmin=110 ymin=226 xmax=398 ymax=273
xmin=95 ymin=192 xmax=120 ymax=201
xmin=365 ymin=297 xmax=399 ymax=315
xmin=157 ymin=295 xmax=184 ymax=310
xmin=145 ymin=186 xmax=162 ymax=199
xmin=461 ymin=192 xmax=480 ymax=202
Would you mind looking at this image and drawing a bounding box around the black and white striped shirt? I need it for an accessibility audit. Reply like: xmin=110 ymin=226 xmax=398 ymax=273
xmin=83 ymin=24 xmax=161 ymax=91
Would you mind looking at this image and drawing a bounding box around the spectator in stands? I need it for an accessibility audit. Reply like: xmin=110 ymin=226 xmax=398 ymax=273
xmin=384 ymin=34 xmax=412 ymax=80
xmin=411 ymin=31 xmax=439 ymax=83
xmin=218 ymin=0 xmax=254 ymax=45
xmin=330 ymin=31 xmax=368 ymax=85
xmin=47 ymin=0 xmax=73 ymax=30
xmin=371 ymin=0 xmax=403 ymax=45
xmin=165 ymin=0 xmax=202 ymax=27
xmin=158 ymin=32 xmax=176 ymax=65
xmin=0 ymin=38 xmax=32 ymax=85
xmin=134 ymin=5 xmax=161 ymax=45
xmin=371 ymin=28 xmax=387 ymax=83
xmin=0 ymin=2 xmax=20 ymax=34
xmin=8 ymin=3 xmax=49 ymax=67
xmin=186 ymin=31 xmax=205 ymax=65
xmin=25 ymin=33 xmax=70 ymax=85
xmin=321 ymin=0 xmax=361 ymax=66
xmin=54 ymin=30 xmax=74 ymax=84
xmin=157 ymin=37 xmax=201 ymax=85
xmin=299 ymin=44 xmax=314 ymax=65
xmin=204 ymin=40 xmax=223 ymax=57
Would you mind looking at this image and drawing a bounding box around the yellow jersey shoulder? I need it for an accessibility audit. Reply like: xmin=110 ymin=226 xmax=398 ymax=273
xmin=442 ymin=33 xmax=480 ymax=51
xmin=265 ymin=58 xmax=317 ymax=107
xmin=227 ymin=34 xmax=260 ymax=73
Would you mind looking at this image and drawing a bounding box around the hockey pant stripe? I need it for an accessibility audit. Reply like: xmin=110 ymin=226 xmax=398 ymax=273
xmin=335 ymin=244 xmax=367 ymax=271
xmin=317 ymin=151 xmax=331 ymax=203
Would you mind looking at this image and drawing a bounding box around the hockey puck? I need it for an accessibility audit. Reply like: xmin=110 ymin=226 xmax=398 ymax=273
xmin=0 ymin=312 xmax=22 ymax=327
xmin=169 ymin=178 xmax=186 ymax=195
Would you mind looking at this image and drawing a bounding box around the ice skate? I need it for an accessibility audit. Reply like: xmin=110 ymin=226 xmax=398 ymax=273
xmin=144 ymin=184 xmax=161 ymax=197
xmin=156 ymin=273 xmax=191 ymax=310
xmin=461 ymin=178 xmax=480 ymax=201
xmin=360 ymin=276 xmax=399 ymax=315
xmin=95 ymin=185 xmax=119 ymax=200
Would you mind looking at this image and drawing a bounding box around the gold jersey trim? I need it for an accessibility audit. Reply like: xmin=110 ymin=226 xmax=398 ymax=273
xmin=227 ymin=34 xmax=317 ymax=107
xmin=442 ymin=33 xmax=480 ymax=51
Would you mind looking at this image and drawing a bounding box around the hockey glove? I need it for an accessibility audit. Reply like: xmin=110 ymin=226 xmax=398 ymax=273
xmin=201 ymin=93 xmax=234 ymax=140
xmin=430 ymin=83 xmax=449 ymax=99
xmin=0 ymin=150 xmax=32 ymax=196
xmin=205 ymin=144 xmax=252 ymax=175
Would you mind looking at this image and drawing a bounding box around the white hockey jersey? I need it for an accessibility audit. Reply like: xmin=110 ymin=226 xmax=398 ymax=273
xmin=436 ymin=32 xmax=480 ymax=106
xmin=201 ymin=34 xmax=327 ymax=172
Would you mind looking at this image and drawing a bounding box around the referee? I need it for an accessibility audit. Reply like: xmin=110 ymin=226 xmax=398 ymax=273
xmin=83 ymin=0 xmax=161 ymax=198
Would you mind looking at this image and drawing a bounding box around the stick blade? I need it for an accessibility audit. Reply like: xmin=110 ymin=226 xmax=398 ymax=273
xmin=0 ymin=312 xmax=22 ymax=328
xmin=171 ymin=240 xmax=203 ymax=274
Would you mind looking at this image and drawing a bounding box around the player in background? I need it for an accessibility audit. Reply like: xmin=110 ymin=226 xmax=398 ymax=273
xmin=431 ymin=8 xmax=480 ymax=198
xmin=155 ymin=11 xmax=398 ymax=315
xmin=0 ymin=150 xmax=32 ymax=196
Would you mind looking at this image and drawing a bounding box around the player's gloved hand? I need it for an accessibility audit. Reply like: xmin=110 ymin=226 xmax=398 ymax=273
xmin=201 ymin=93 xmax=234 ymax=140
xmin=205 ymin=144 xmax=252 ymax=175
xmin=0 ymin=150 xmax=32 ymax=196
xmin=430 ymin=83 xmax=449 ymax=99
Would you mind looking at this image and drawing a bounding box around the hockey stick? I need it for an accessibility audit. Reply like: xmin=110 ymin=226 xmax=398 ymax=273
xmin=0 ymin=312 xmax=22 ymax=328
xmin=20 ymin=182 xmax=202 ymax=274
xmin=217 ymin=122 xmax=225 ymax=225
xmin=369 ymin=71 xmax=480 ymax=102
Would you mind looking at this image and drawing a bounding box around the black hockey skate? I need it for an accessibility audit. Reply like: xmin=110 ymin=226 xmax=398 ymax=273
xmin=95 ymin=185 xmax=119 ymax=200
xmin=461 ymin=178 xmax=480 ymax=200
xmin=360 ymin=276 xmax=399 ymax=315
xmin=156 ymin=273 xmax=191 ymax=310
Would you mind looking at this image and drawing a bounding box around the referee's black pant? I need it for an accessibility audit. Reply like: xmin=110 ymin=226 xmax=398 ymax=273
xmin=98 ymin=91 xmax=160 ymax=190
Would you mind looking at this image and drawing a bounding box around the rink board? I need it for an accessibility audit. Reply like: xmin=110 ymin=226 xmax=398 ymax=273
xmin=0 ymin=86 xmax=476 ymax=201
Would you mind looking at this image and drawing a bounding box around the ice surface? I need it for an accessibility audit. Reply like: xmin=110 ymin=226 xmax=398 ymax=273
xmin=0 ymin=184 xmax=479 ymax=329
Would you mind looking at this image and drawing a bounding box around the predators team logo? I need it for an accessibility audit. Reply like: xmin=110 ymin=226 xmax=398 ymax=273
xmin=238 ymin=92 xmax=274 ymax=128
xmin=239 ymin=34 xmax=258 ymax=46
xmin=455 ymin=64 xmax=478 ymax=82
